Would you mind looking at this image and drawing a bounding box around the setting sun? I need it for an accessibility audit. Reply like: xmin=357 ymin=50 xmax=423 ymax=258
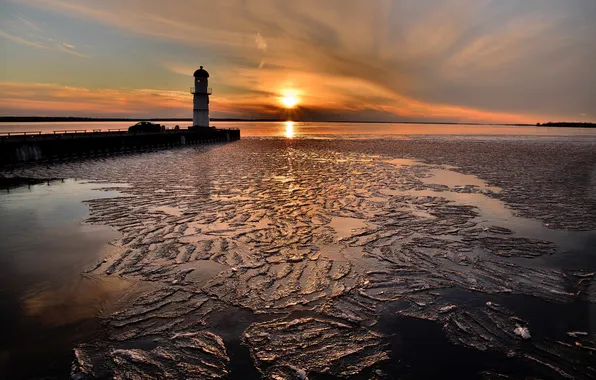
xmin=280 ymin=95 xmax=299 ymax=108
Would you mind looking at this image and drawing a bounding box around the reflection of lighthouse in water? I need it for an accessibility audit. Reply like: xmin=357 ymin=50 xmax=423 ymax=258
xmin=191 ymin=66 xmax=211 ymax=127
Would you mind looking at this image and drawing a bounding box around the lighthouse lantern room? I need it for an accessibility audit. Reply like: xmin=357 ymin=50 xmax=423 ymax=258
xmin=191 ymin=66 xmax=211 ymax=127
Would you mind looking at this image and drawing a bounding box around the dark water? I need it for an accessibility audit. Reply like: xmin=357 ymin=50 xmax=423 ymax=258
xmin=1 ymin=136 xmax=595 ymax=379
xmin=0 ymin=180 xmax=132 ymax=378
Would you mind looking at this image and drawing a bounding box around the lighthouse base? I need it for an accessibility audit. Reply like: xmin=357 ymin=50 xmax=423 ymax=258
xmin=192 ymin=110 xmax=210 ymax=128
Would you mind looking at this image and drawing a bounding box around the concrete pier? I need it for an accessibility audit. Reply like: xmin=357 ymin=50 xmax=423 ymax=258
xmin=0 ymin=127 xmax=240 ymax=165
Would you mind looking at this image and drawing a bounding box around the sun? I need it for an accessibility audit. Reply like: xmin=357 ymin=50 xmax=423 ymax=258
xmin=280 ymin=94 xmax=299 ymax=108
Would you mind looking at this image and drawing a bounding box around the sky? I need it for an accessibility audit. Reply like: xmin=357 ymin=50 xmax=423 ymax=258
xmin=0 ymin=0 xmax=595 ymax=123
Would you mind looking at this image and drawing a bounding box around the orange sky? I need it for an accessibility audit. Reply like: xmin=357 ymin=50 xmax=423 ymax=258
xmin=1 ymin=0 xmax=595 ymax=123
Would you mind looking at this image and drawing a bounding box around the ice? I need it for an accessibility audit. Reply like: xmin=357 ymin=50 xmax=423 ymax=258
xmin=443 ymin=302 xmax=530 ymax=352
xmin=72 ymin=328 xmax=229 ymax=378
xmin=107 ymin=331 xmax=229 ymax=379
xmin=71 ymin=347 xmax=94 ymax=379
xmin=296 ymin=368 xmax=308 ymax=380
xmin=4 ymin=139 xmax=595 ymax=378
xmin=244 ymin=317 xmax=388 ymax=377
xmin=438 ymin=305 xmax=457 ymax=314
xmin=513 ymin=325 xmax=531 ymax=340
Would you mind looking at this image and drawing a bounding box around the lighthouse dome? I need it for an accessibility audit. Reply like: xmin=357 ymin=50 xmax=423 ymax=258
xmin=193 ymin=66 xmax=210 ymax=78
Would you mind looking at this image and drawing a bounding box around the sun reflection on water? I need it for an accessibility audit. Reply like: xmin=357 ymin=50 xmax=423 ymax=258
xmin=284 ymin=121 xmax=295 ymax=138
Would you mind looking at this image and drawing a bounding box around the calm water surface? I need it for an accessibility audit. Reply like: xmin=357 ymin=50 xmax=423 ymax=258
xmin=2 ymin=120 xmax=596 ymax=140
xmin=0 ymin=127 xmax=595 ymax=379
xmin=0 ymin=180 xmax=134 ymax=378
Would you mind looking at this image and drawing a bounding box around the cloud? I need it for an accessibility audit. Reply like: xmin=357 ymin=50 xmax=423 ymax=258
xmin=0 ymin=82 xmax=189 ymax=117
xmin=255 ymin=33 xmax=267 ymax=52
xmin=54 ymin=41 xmax=87 ymax=57
xmin=16 ymin=15 xmax=43 ymax=33
xmin=0 ymin=80 xmax=547 ymax=124
xmin=4 ymin=0 xmax=596 ymax=122
xmin=0 ymin=29 xmax=48 ymax=50
xmin=0 ymin=12 xmax=88 ymax=57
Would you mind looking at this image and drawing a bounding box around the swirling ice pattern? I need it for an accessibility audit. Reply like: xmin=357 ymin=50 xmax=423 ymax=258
xmin=7 ymin=139 xmax=595 ymax=379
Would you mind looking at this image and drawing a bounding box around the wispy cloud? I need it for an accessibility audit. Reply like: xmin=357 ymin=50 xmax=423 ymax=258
xmin=0 ymin=81 xmax=548 ymax=123
xmin=16 ymin=14 xmax=43 ymax=33
xmin=255 ymin=33 xmax=267 ymax=52
xmin=50 ymin=38 xmax=87 ymax=57
xmin=4 ymin=0 xmax=596 ymax=122
xmin=1 ymin=11 xmax=87 ymax=57
xmin=0 ymin=29 xmax=48 ymax=50
xmin=0 ymin=82 xmax=188 ymax=117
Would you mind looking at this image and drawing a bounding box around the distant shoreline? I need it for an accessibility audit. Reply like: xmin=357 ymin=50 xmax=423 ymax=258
xmin=538 ymin=122 xmax=596 ymax=128
xmin=0 ymin=116 xmax=594 ymax=128
xmin=0 ymin=116 xmax=193 ymax=123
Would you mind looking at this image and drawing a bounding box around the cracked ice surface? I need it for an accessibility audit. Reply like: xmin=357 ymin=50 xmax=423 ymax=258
xmin=5 ymin=139 xmax=596 ymax=379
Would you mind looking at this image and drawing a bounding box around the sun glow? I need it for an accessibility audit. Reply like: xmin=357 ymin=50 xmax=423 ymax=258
xmin=281 ymin=95 xmax=298 ymax=108
xmin=279 ymin=89 xmax=300 ymax=109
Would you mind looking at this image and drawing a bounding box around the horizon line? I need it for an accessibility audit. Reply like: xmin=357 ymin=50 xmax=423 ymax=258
xmin=1 ymin=116 xmax=594 ymax=127
xmin=0 ymin=115 xmax=539 ymax=127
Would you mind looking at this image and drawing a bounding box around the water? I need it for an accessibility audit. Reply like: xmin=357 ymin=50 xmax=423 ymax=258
xmin=0 ymin=180 xmax=136 ymax=378
xmin=2 ymin=121 xmax=596 ymax=141
xmin=1 ymin=129 xmax=595 ymax=379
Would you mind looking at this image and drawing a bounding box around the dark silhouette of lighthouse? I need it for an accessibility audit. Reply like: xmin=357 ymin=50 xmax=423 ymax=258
xmin=191 ymin=66 xmax=211 ymax=127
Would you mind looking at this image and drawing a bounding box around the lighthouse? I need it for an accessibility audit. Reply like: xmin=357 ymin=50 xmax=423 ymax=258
xmin=191 ymin=66 xmax=211 ymax=127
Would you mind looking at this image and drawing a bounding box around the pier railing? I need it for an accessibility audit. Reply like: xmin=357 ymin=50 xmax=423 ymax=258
xmin=0 ymin=131 xmax=42 ymax=136
xmin=53 ymin=129 xmax=89 ymax=134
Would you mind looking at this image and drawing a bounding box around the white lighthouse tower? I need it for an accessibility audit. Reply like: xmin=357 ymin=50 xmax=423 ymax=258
xmin=191 ymin=66 xmax=211 ymax=127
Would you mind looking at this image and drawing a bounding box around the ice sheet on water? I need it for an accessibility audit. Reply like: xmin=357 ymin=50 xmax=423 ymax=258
xmin=72 ymin=331 xmax=229 ymax=379
xmin=112 ymin=331 xmax=228 ymax=379
xmin=514 ymin=325 xmax=531 ymax=340
xmin=5 ymin=140 xmax=595 ymax=378
xmin=204 ymin=257 xmax=358 ymax=311
xmin=244 ymin=317 xmax=389 ymax=377
xmin=107 ymin=287 xmax=226 ymax=342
